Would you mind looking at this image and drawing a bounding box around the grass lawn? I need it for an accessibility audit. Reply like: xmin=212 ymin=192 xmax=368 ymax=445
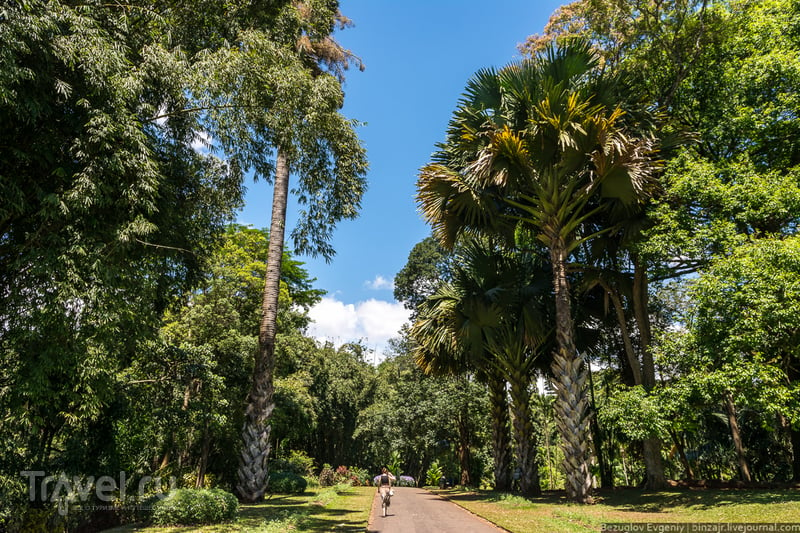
xmin=100 ymin=484 xmax=374 ymax=533
xmin=431 ymin=487 xmax=800 ymax=533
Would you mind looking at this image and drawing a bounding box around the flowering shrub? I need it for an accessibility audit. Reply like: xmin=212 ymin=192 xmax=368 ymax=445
xmin=373 ymin=474 xmax=415 ymax=486
xmin=397 ymin=475 xmax=416 ymax=487
xmin=335 ymin=465 xmax=351 ymax=484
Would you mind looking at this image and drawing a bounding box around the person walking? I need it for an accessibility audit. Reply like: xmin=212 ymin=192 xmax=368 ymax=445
xmin=377 ymin=467 xmax=395 ymax=516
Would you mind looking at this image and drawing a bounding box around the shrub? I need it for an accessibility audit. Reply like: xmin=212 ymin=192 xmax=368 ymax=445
xmin=0 ymin=474 xmax=27 ymax=532
xmin=151 ymin=488 xmax=238 ymax=525
xmin=426 ymin=460 xmax=443 ymax=487
xmin=397 ymin=475 xmax=416 ymax=487
xmin=268 ymin=471 xmax=308 ymax=494
xmin=334 ymin=465 xmax=352 ymax=485
xmin=287 ymin=450 xmax=315 ymax=476
xmin=318 ymin=464 xmax=336 ymax=487
xmin=372 ymin=474 xmax=416 ymax=487
xmin=271 ymin=450 xmax=315 ymax=476
xmin=348 ymin=466 xmax=370 ymax=486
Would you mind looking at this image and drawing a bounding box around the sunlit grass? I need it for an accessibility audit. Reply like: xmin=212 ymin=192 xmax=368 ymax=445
xmin=431 ymin=487 xmax=800 ymax=533
xmin=101 ymin=484 xmax=374 ymax=533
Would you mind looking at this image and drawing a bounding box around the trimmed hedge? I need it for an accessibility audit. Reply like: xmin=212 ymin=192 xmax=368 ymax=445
xmin=151 ymin=488 xmax=238 ymax=525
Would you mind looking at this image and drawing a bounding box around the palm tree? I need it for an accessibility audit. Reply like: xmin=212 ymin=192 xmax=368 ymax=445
xmin=417 ymin=41 xmax=658 ymax=503
xmin=413 ymin=240 xmax=553 ymax=496
xmin=410 ymin=268 xmax=513 ymax=491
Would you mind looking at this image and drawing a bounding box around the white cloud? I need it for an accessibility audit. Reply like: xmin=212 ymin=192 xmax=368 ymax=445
xmin=307 ymin=296 xmax=411 ymax=362
xmin=364 ymin=275 xmax=394 ymax=291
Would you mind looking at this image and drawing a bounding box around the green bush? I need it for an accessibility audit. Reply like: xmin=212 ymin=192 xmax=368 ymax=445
xmin=270 ymin=450 xmax=315 ymax=476
xmin=0 ymin=474 xmax=27 ymax=532
xmin=348 ymin=466 xmax=371 ymax=486
xmin=151 ymin=488 xmax=238 ymax=525
xmin=426 ymin=460 xmax=443 ymax=487
xmin=268 ymin=471 xmax=307 ymax=494
xmin=318 ymin=464 xmax=336 ymax=487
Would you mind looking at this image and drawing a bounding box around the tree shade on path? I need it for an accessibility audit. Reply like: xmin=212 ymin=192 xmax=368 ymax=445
xmin=366 ymin=487 xmax=506 ymax=533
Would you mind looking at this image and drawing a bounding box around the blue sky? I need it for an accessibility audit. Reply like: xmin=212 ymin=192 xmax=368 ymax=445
xmin=237 ymin=0 xmax=565 ymax=358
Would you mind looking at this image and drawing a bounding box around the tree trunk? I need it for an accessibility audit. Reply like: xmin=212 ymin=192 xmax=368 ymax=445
xmin=457 ymin=411 xmax=471 ymax=486
xmin=786 ymin=362 xmax=800 ymax=482
xmin=237 ymin=149 xmax=289 ymax=502
xmin=724 ymin=390 xmax=751 ymax=483
xmin=642 ymin=438 xmax=665 ymax=488
xmin=508 ymin=368 xmax=541 ymax=496
xmin=791 ymin=426 xmax=800 ymax=483
xmin=632 ymin=257 xmax=667 ymax=490
xmin=587 ymin=360 xmax=612 ymax=488
xmin=669 ymin=428 xmax=694 ymax=481
xmin=488 ymin=372 xmax=512 ymax=491
xmin=196 ymin=420 xmax=211 ymax=488
xmin=549 ymin=240 xmax=593 ymax=503
xmin=603 ymin=283 xmax=641 ymax=386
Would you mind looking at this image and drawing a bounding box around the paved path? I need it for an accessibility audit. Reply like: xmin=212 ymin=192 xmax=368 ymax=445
xmin=365 ymin=487 xmax=506 ymax=533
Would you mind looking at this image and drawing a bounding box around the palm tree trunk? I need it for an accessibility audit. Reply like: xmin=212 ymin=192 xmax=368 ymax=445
xmin=508 ymin=368 xmax=541 ymax=496
xmin=488 ymin=372 xmax=512 ymax=491
xmin=549 ymin=239 xmax=594 ymax=503
xmin=237 ymin=149 xmax=289 ymax=502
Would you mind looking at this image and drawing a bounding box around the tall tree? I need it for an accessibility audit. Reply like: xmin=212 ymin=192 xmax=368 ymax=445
xmin=0 ymin=0 xmax=245 ymax=484
xmin=224 ymin=4 xmax=368 ymax=501
xmin=417 ymin=42 xmax=659 ymax=502
xmin=394 ymin=236 xmax=453 ymax=318
xmin=522 ymin=0 xmax=800 ymax=489
xmin=413 ymin=240 xmax=554 ymax=496
xmin=688 ymin=237 xmax=800 ymax=481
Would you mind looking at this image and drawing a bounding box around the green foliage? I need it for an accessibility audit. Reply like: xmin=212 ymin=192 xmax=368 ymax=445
xmin=355 ymin=348 xmax=490 ymax=489
xmin=151 ymin=488 xmax=238 ymax=525
xmin=0 ymin=474 xmax=27 ymax=531
xmin=387 ymin=451 xmax=403 ymax=479
xmin=394 ymin=236 xmax=452 ymax=316
xmin=268 ymin=472 xmax=308 ymax=494
xmin=302 ymin=342 xmax=377 ymax=469
xmin=348 ymin=466 xmax=371 ymax=486
xmin=271 ymin=450 xmax=316 ymax=477
xmin=426 ymin=460 xmax=444 ymax=486
xmin=318 ymin=464 xmax=336 ymax=487
xmin=597 ymin=386 xmax=668 ymax=442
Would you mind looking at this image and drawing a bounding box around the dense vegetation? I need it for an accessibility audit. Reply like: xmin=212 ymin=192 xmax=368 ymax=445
xmin=1 ymin=0 xmax=799 ymax=530
xmin=412 ymin=0 xmax=800 ymax=503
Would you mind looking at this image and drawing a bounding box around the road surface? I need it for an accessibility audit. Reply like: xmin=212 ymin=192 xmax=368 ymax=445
xmin=365 ymin=487 xmax=507 ymax=533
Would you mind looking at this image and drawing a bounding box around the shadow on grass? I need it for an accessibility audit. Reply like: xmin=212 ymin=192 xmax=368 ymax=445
xmin=431 ymin=487 xmax=800 ymax=514
xmin=238 ymin=489 xmax=366 ymax=532
xmin=602 ymin=487 xmax=800 ymax=513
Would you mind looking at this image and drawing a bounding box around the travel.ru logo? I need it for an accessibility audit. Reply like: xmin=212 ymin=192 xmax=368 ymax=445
xmin=21 ymin=470 xmax=178 ymax=516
